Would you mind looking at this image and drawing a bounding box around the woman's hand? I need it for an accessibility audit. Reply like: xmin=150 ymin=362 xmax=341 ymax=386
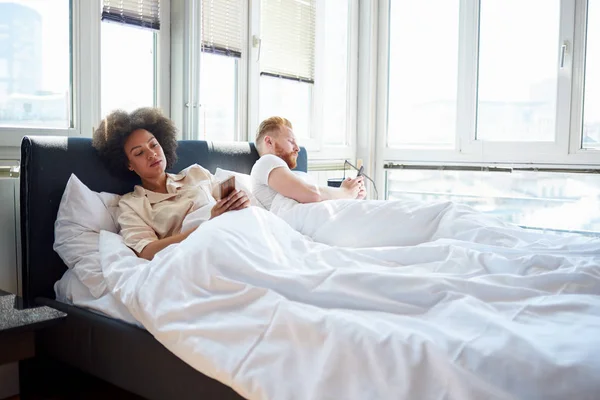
xmin=340 ymin=176 xmax=364 ymax=199
xmin=210 ymin=189 xmax=251 ymax=219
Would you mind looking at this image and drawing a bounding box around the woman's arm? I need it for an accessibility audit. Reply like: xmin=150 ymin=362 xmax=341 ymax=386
xmin=119 ymin=200 xmax=188 ymax=261
xmin=137 ymin=228 xmax=195 ymax=261
xmin=139 ymin=190 xmax=250 ymax=260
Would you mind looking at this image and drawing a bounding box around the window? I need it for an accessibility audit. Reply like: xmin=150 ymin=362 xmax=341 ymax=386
xmin=0 ymin=0 xmax=71 ymax=129
xmin=0 ymin=0 xmax=167 ymax=149
xmin=259 ymin=75 xmax=312 ymax=140
xmin=0 ymin=59 xmax=7 ymax=78
xmin=259 ymin=0 xmax=316 ymax=139
xmin=198 ymin=52 xmax=237 ymax=142
xmin=198 ymin=0 xmax=244 ymax=141
xmin=101 ymin=22 xmax=156 ymax=117
xmin=318 ymin=0 xmax=351 ymax=146
xmin=583 ymin=0 xmax=600 ymax=150
xmin=383 ymin=0 xmax=600 ymax=165
xmin=256 ymin=0 xmax=356 ymax=154
xmin=477 ymin=0 xmax=560 ymax=142
xmin=387 ymin=168 xmax=600 ymax=234
xmin=381 ymin=1 xmax=600 ymax=213
xmin=100 ymin=0 xmax=161 ymax=117
xmin=387 ymin=0 xmax=459 ymax=148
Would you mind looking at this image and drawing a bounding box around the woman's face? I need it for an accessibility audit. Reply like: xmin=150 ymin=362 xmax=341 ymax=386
xmin=124 ymin=129 xmax=167 ymax=180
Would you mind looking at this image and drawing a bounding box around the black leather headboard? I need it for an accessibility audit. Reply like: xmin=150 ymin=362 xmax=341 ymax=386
xmin=19 ymin=136 xmax=307 ymax=307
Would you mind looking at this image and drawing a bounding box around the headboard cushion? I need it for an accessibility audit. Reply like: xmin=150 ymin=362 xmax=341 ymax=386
xmin=20 ymin=136 xmax=307 ymax=306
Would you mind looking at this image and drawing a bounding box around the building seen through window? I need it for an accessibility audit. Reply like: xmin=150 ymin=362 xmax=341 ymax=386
xmin=0 ymin=1 xmax=70 ymax=128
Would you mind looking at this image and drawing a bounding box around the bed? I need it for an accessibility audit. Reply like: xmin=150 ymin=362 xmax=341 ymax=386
xmin=18 ymin=136 xmax=600 ymax=400
xmin=18 ymin=136 xmax=307 ymax=399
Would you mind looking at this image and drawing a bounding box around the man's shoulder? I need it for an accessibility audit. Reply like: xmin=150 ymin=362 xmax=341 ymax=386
xmin=258 ymin=154 xmax=287 ymax=165
xmin=251 ymin=154 xmax=290 ymax=186
xmin=252 ymin=154 xmax=288 ymax=173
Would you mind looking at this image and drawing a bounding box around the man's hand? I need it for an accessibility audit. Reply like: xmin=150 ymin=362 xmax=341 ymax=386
xmin=210 ymin=189 xmax=251 ymax=219
xmin=357 ymin=186 xmax=367 ymax=200
xmin=340 ymin=176 xmax=364 ymax=199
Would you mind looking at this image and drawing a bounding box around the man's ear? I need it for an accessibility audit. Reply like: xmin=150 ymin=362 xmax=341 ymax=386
xmin=264 ymin=135 xmax=273 ymax=147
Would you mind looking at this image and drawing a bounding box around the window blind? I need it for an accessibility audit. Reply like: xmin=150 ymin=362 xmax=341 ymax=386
xmin=260 ymin=0 xmax=316 ymax=83
xmin=102 ymin=0 xmax=160 ymax=31
xmin=202 ymin=0 xmax=243 ymax=57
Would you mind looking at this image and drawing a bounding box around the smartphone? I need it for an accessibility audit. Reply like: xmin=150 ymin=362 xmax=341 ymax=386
xmin=356 ymin=166 xmax=364 ymax=178
xmin=213 ymin=176 xmax=236 ymax=200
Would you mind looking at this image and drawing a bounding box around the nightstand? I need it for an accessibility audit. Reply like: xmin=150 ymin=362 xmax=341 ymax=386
xmin=0 ymin=290 xmax=66 ymax=366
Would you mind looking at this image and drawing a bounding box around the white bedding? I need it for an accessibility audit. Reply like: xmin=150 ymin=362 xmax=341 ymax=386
xmin=98 ymin=204 xmax=600 ymax=400
xmin=272 ymin=197 xmax=600 ymax=251
xmin=54 ymin=269 xmax=140 ymax=327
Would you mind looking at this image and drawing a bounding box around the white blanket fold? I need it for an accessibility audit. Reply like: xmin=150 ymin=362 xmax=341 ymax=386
xmin=273 ymin=198 xmax=600 ymax=252
xmin=100 ymin=205 xmax=600 ymax=400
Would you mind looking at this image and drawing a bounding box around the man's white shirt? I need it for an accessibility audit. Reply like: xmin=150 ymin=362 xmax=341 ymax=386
xmin=250 ymin=154 xmax=315 ymax=212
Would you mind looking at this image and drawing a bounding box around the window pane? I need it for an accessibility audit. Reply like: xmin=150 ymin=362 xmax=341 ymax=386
xmin=0 ymin=0 xmax=71 ymax=129
xmin=387 ymin=169 xmax=600 ymax=234
xmin=583 ymin=0 xmax=600 ymax=149
xmin=199 ymin=52 xmax=237 ymax=142
xmin=259 ymin=75 xmax=312 ymax=139
xmin=101 ymin=22 xmax=155 ymax=117
xmin=387 ymin=0 xmax=459 ymax=148
xmin=308 ymin=169 xmax=346 ymax=186
xmin=320 ymin=0 xmax=349 ymax=145
xmin=477 ymin=0 xmax=560 ymax=142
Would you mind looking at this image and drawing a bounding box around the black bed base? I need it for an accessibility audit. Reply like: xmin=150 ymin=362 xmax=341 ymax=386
xmin=23 ymin=298 xmax=244 ymax=400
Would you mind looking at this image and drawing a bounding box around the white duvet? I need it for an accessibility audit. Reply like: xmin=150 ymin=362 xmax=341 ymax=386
xmin=99 ymin=201 xmax=600 ymax=400
xmin=272 ymin=196 xmax=600 ymax=250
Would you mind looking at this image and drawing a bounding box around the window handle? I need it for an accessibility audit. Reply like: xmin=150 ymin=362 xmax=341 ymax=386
xmin=253 ymin=35 xmax=262 ymax=62
xmin=560 ymin=42 xmax=567 ymax=68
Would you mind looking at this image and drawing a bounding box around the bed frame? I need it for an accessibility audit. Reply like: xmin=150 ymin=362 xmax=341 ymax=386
xmin=18 ymin=136 xmax=308 ymax=399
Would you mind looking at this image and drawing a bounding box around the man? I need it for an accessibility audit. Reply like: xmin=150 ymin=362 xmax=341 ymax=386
xmin=251 ymin=116 xmax=365 ymax=211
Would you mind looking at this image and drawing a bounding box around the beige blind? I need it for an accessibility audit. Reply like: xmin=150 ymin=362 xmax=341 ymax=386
xmin=102 ymin=0 xmax=160 ymax=30
xmin=202 ymin=0 xmax=244 ymax=57
xmin=260 ymin=0 xmax=316 ymax=82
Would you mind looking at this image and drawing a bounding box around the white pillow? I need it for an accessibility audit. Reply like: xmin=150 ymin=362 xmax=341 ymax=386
xmin=54 ymin=174 xmax=121 ymax=298
xmin=214 ymin=168 xmax=265 ymax=209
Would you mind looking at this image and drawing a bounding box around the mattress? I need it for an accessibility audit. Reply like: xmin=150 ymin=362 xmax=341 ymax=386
xmin=54 ymin=269 xmax=141 ymax=327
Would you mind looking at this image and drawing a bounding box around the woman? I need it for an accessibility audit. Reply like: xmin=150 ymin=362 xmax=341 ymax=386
xmin=93 ymin=107 xmax=250 ymax=261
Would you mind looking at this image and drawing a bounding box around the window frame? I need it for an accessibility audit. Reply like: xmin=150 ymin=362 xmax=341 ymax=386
xmin=376 ymin=0 xmax=600 ymax=168
xmin=99 ymin=20 xmax=159 ymax=119
xmin=197 ymin=51 xmax=242 ymax=142
xmin=172 ymin=0 xmax=246 ymax=141
xmin=155 ymin=0 xmax=171 ymax=118
xmin=249 ymin=0 xmax=359 ymax=162
xmin=0 ymin=0 xmax=170 ymax=148
xmin=0 ymin=0 xmax=87 ymax=147
xmin=310 ymin=0 xmax=359 ymax=161
xmin=570 ymin=0 xmax=594 ymax=156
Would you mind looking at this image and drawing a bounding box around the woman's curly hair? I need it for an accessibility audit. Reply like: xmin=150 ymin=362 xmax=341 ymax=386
xmin=92 ymin=107 xmax=178 ymax=177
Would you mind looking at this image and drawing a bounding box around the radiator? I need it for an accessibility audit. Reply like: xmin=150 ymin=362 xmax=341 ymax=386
xmin=0 ymin=164 xmax=20 ymax=398
xmin=0 ymin=164 xmax=20 ymax=294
